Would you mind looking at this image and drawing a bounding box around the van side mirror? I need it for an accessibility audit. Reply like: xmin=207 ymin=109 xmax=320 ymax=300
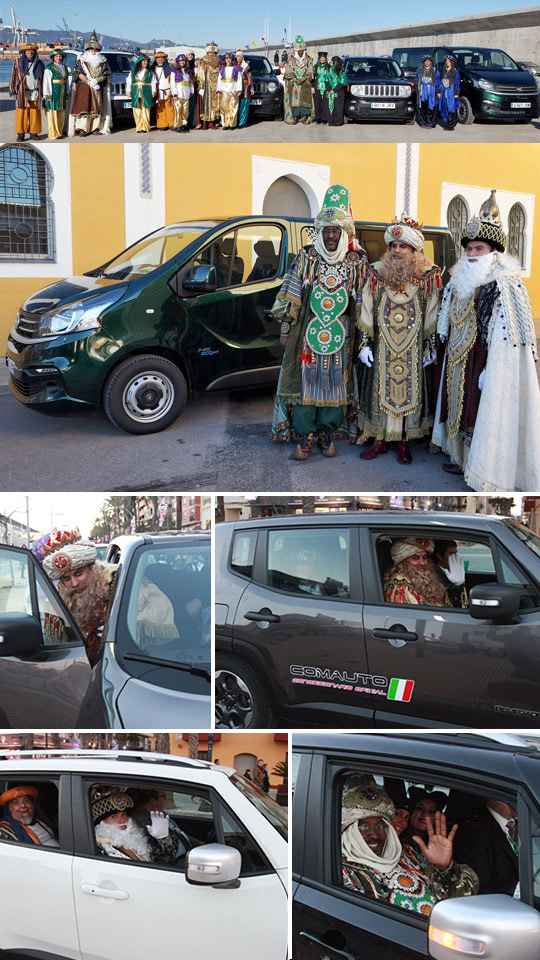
xmin=186 ymin=843 xmax=242 ymax=886
xmin=183 ymin=264 xmax=217 ymax=292
xmin=469 ymin=583 xmax=521 ymax=623
xmin=429 ymin=893 xmax=540 ymax=960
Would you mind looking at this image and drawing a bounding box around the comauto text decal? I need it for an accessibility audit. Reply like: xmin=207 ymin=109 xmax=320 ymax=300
xmin=290 ymin=665 xmax=415 ymax=703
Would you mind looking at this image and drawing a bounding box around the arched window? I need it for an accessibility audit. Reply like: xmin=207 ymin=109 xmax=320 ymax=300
xmin=0 ymin=145 xmax=55 ymax=261
xmin=263 ymin=176 xmax=312 ymax=217
xmin=446 ymin=195 xmax=468 ymax=255
xmin=508 ymin=202 xmax=526 ymax=267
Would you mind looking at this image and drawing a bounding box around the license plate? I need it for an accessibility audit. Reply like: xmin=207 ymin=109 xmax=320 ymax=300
xmin=7 ymin=357 xmax=15 ymax=375
xmin=123 ymin=101 xmax=131 ymax=109
xmin=251 ymin=98 xmax=263 ymax=105
xmin=371 ymin=102 xmax=396 ymax=109
xmin=511 ymin=101 xmax=531 ymax=108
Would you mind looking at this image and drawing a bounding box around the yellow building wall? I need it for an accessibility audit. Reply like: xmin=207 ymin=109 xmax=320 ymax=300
xmin=163 ymin=143 xmax=397 ymax=226
xmin=69 ymin=144 xmax=126 ymax=275
xmin=170 ymin=733 xmax=288 ymax=786
xmin=418 ymin=143 xmax=540 ymax=316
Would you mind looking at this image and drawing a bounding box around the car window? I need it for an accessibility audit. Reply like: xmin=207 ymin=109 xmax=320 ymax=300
xmin=217 ymin=798 xmax=271 ymax=874
xmin=105 ymin=53 xmax=132 ymax=73
xmin=0 ymin=549 xmax=73 ymax=645
xmin=337 ymin=766 xmax=519 ymax=918
xmin=505 ymin=521 xmax=540 ymax=560
xmin=376 ymin=534 xmax=497 ymax=608
xmin=101 ymin=223 xmax=218 ymax=281
xmin=230 ymin=530 xmax=257 ymax=578
xmin=267 ymin=528 xmax=350 ymax=598
xmin=196 ymin=224 xmax=284 ymax=288
xmin=0 ymin=779 xmax=61 ymax=849
xmin=453 ymin=48 xmax=519 ymax=71
xmin=392 ymin=49 xmax=433 ymax=69
xmin=120 ymin=541 xmax=211 ymax=663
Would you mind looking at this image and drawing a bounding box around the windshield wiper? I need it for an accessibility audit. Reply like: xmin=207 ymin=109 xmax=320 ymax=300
xmin=123 ymin=651 xmax=210 ymax=677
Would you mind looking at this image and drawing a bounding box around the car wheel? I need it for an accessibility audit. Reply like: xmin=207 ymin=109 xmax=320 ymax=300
xmin=103 ymin=355 xmax=187 ymax=434
xmin=457 ymin=97 xmax=475 ymax=124
xmin=215 ymin=654 xmax=275 ymax=728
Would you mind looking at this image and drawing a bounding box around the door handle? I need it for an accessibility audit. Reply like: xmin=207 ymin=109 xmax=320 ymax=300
xmin=263 ymin=308 xmax=274 ymax=317
xmin=244 ymin=609 xmax=281 ymax=623
xmin=372 ymin=626 xmax=418 ymax=641
xmin=81 ymin=884 xmax=129 ymax=900
xmin=299 ymin=931 xmax=363 ymax=960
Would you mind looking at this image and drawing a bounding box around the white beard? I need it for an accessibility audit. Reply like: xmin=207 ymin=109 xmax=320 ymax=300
xmin=84 ymin=51 xmax=104 ymax=67
xmin=450 ymin=252 xmax=496 ymax=300
xmin=95 ymin=819 xmax=152 ymax=858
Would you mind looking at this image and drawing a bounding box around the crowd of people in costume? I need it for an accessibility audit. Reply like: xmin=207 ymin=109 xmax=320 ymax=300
xmin=10 ymin=32 xmax=465 ymax=139
xmin=270 ymin=184 xmax=540 ymax=493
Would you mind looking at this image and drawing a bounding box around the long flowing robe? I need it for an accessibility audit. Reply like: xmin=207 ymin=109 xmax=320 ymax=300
xmin=270 ymin=244 xmax=365 ymax=441
xmin=197 ymin=55 xmax=220 ymax=123
xmin=438 ymin=67 xmax=460 ymax=129
xmin=415 ymin=65 xmax=439 ymax=128
xmin=171 ymin=68 xmax=194 ymax=128
xmin=283 ymin=51 xmax=314 ymax=122
xmin=433 ymin=255 xmax=540 ymax=491
xmin=357 ymin=261 xmax=442 ymax=442
xmin=217 ymin=64 xmax=242 ymax=127
xmin=43 ymin=62 xmax=69 ymax=139
xmin=68 ymin=52 xmax=112 ymax=135
xmin=237 ymin=59 xmax=252 ymax=127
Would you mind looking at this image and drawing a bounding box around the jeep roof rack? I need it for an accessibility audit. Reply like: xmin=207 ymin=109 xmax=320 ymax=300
xmin=0 ymin=749 xmax=220 ymax=770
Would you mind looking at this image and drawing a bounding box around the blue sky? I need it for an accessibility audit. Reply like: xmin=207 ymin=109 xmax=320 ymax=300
xmin=5 ymin=0 xmax=534 ymax=46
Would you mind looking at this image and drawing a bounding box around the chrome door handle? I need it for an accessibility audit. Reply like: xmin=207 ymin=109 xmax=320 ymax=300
xmin=81 ymin=884 xmax=129 ymax=900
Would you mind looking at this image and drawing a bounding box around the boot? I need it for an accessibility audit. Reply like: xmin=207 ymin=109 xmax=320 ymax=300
xmin=397 ymin=439 xmax=412 ymax=464
xmin=17 ymin=133 xmax=25 ymax=141
xmin=208 ymin=121 xmax=216 ymax=129
xmin=295 ymin=433 xmax=314 ymax=460
xmin=201 ymin=121 xmax=208 ymax=130
xmin=317 ymin=431 xmax=336 ymax=457
xmin=361 ymin=439 xmax=388 ymax=460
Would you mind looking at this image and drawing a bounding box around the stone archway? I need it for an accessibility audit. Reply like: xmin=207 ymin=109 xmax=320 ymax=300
xmin=262 ymin=175 xmax=312 ymax=217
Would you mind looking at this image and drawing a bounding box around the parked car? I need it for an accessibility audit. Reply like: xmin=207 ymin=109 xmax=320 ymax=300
xmin=244 ymin=54 xmax=283 ymax=119
xmin=343 ymin=55 xmax=415 ymax=123
xmin=0 ymin=532 xmax=211 ymax=728
xmin=392 ymin=44 xmax=539 ymax=123
xmin=517 ymin=60 xmax=540 ymax=77
xmin=6 ymin=217 xmax=455 ymax=434
xmin=293 ymin=731 xmax=540 ymax=960
xmin=215 ymin=512 xmax=540 ymax=728
xmin=62 ymin=48 xmax=133 ymax=121
xmin=0 ymin=750 xmax=288 ymax=960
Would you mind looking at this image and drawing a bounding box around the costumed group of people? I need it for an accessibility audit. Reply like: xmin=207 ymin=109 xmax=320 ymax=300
xmin=281 ymin=38 xmax=348 ymax=126
xmin=9 ymin=35 xmax=254 ymax=140
xmin=415 ymin=52 xmax=461 ymax=130
xmin=341 ymin=775 xmax=519 ymax=915
xmin=270 ymin=184 xmax=540 ymax=493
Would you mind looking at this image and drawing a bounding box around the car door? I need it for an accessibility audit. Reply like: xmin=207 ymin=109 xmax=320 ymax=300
xmin=70 ymin=772 xmax=287 ymax=960
xmin=232 ymin=523 xmax=375 ymax=723
xmin=170 ymin=221 xmax=287 ymax=390
xmin=0 ymin=544 xmax=91 ymax=727
xmin=359 ymin=525 xmax=540 ymax=727
xmin=0 ymin=771 xmax=82 ymax=958
xmin=292 ymin=749 xmax=427 ymax=960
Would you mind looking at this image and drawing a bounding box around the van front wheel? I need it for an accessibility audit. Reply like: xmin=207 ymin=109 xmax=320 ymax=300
xmin=457 ymin=97 xmax=474 ymax=124
xmin=103 ymin=355 xmax=187 ymax=434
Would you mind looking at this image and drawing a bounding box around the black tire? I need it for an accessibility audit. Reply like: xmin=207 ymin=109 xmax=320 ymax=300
xmin=215 ymin=654 xmax=275 ymax=729
xmin=457 ymin=97 xmax=475 ymax=125
xmin=103 ymin=355 xmax=187 ymax=434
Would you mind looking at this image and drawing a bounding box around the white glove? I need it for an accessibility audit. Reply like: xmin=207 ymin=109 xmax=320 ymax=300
xmin=444 ymin=553 xmax=465 ymax=585
xmin=89 ymin=79 xmax=100 ymax=90
xmin=199 ymin=88 xmax=205 ymax=97
xmin=360 ymin=346 xmax=374 ymax=368
xmin=423 ymin=350 xmax=436 ymax=367
xmin=478 ymin=368 xmax=486 ymax=391
xmin=146 ymin=811 xmax=170 ymax=840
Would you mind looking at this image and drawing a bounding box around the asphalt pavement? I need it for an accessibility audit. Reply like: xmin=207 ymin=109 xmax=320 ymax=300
xmin=0 ymin=359 xmax=471 ymax=492
xmin=1 ymin=91 xmax=540 ymax=143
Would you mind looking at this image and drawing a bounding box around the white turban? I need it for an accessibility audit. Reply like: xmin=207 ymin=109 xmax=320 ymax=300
xmin=384 ymin=219 xmax=424 ymax=252
xmin=390 ymin=537 xmax=434 ymax=565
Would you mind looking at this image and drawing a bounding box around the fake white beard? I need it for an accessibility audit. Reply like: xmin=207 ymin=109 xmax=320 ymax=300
xmin=450 ymin=251 xmax=496 ymax=300
xmin=314 ymin=229 xmax=349 ymax=264
xmin=342 ymin=819 xmax=402 ymax=875
xmin=95 ymin=818 xmax=152 ymax=857
xmin=84 ymin=51 xmax=105 ymax=67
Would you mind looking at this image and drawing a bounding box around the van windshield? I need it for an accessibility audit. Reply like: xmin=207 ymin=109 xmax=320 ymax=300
xmin=452 ymin=47 xmax=520 ymax=71
xmin=230 ymin=773 xmax=288 ymax=840
xmin=97 ymin=222 xmax=220 ymax=280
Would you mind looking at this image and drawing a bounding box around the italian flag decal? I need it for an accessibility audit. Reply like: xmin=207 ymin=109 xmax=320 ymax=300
xmin=387 ymin=678 xmax=415 ymax=702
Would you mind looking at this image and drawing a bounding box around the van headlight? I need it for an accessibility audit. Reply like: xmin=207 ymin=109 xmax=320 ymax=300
xmin=478 ymin=78 xmax=495 ymax=91
xmin=39 ymin=286 xmax=127 ymax=336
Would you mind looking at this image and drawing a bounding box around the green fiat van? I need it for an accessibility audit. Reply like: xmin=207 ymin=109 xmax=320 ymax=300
xmin=7 ymin=216 xmax=455 ymax=433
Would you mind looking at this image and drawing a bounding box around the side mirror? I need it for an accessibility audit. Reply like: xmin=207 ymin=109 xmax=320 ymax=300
xmin=469 ymin=583 xmax=521 ymax=622
xmin=183 ymin=264 xmax=217 ymax=292
xmin=186 ymin=843 xmax=242 ymax=886
xmin=0 ymin=614 xmax=43 ymax=658
xmin=429 ymin=894 xmax=540 ymax=960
